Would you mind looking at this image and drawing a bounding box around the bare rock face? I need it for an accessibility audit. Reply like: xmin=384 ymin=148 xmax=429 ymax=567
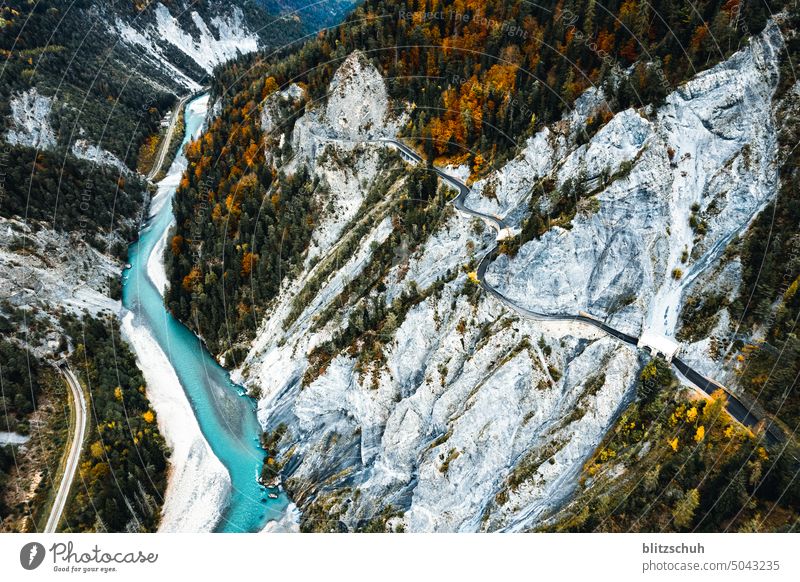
xmin=324 ymin=50 xmax=394 ymax=140
xmin=488 ymin=21 xmax=782 ymax=339
xmin=5 ymin=88 xmax=56 ymax=150
xmin=114 ymin=1 xmax=261 ymax=91
xmin=291 ymin=50 xmax=406 ymax=160
xmin=236 ymin=21 xmax=787 ymax=532
xmin=71 ymin=140 xmax=132 ymax=175
xmin=282 ymin=51 xmax=407 ymax=266
xmin=0 ymin=216 xmax=122 ymax=359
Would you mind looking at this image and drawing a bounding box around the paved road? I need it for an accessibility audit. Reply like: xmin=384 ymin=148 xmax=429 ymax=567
xmin=146 ymin=94 xmax=191 ymax=181
xmin=672 ymin=357 xmax=783 ymax=444
xmin=44 ymin=363 xmax=87 ymax=532
xmin=383 ymin=138 xmax=781 ymax=444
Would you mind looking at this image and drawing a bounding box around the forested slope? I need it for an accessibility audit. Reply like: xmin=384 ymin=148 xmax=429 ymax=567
xmin=169 ymin=0 xmax=780 ymax=358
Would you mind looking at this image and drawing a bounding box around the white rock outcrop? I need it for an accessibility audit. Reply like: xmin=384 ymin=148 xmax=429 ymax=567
xmin=487 ymin=22 xmax=782 ymax=340
xmin=324 ymin=50 xmax=397 ymax=140
xmin=5 ymin=88 xmax=56 ymax=150
xmin=282 ymin=51 xmax=407 ymax=265
xmin=71 ymin=139 xmax=132 ymax=174
xmin=154 ymin=4 xmax=258 ymax=73
xmin=115 ymin=2 xmax=261 ymax=91
xmin=0 ymin=216 xmax=122 ymax=360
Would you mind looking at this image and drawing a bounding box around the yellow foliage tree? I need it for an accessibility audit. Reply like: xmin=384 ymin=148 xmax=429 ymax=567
xmin=485 ymin=63 xmax=518 ymax=93
xmin=184 ymin=138 xmax=202 ymax=162
xmin=694 ymin=425 xmax=705 ymax=443
xmin=262 ymin=77 xmax=279 ymax=100
xmin=673 ymin=488 xmax=700 ymax=528
xmin=170 ymin=235 xmax=184 ymax=256
xmin=243 ymin=142 xmax=261 ymax=167
xmin=90 ymin=441 xmax=104 ymax=459
xmin=472 ymin=152 xmax=485 ymax=175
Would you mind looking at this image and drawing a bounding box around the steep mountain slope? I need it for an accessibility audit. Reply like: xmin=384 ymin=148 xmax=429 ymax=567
xmin=172 ymin=0 xmax=780 ymax=362
xmin=547 ymin=12 xmax=800 ymax=533
xmin=486 ymin=20 xmax=781 ymax=361
xmin=0 ymin=0 xmax=299 ymax=376
xmin=200 ymin=15 xmax=800 ymax=532
xmin=1 ymin=0 xmax=299 ymax=168
xmin=159 ymin=0 xmax=800 ymax=532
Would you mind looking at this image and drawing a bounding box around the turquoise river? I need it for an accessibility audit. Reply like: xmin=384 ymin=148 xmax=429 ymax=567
xmin=122 ymin=94 xmax=288 ymax=532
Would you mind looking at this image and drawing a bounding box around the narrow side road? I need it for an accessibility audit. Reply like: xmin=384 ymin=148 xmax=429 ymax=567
xmin=44 ymin=362 xmax=87 ymax=533
xmin=384 ymin=138 xmax=782 ymax=444
xmin=147 ymin=94 xmax=191 ymax=181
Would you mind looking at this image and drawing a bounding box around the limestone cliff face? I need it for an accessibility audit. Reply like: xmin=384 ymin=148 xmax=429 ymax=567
xmin=112 ymin=0 xmax=267 ymax=92
xmin=236 ymin=22 xmax=789 ymax=531
xmin=488 ymin=21 xmax=782 ymax=344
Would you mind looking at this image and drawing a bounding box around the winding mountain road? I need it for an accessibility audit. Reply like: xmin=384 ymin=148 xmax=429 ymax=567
xmin=44 ymin=362 xmax=87 ymax=533
xmin=382 ymin=138 xmax=782 ymax=445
